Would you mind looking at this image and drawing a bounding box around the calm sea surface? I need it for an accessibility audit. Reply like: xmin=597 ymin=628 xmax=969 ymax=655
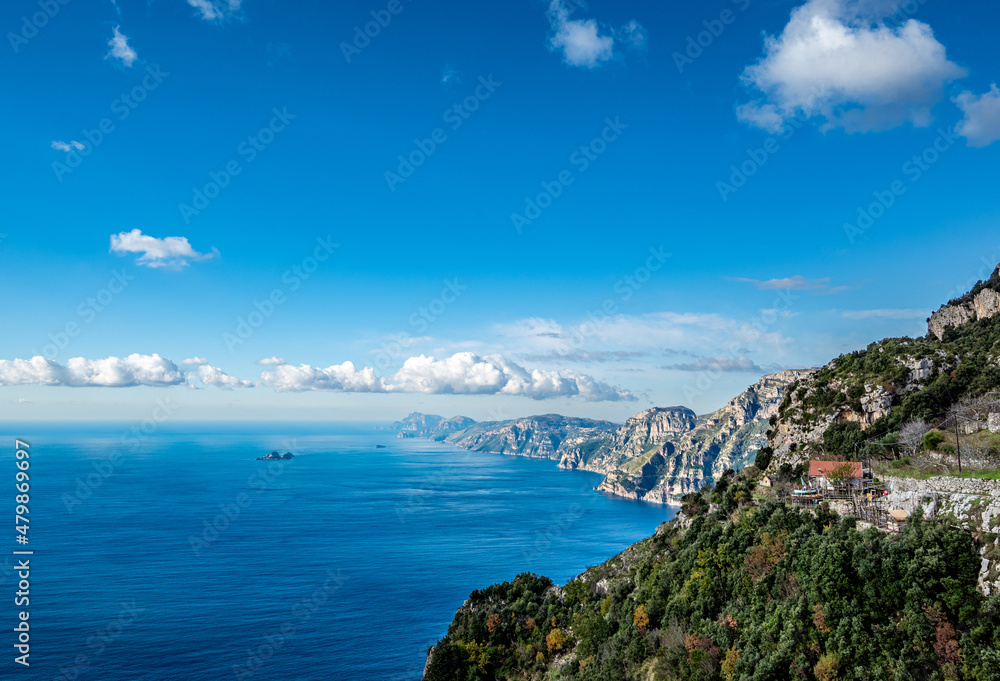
xmin=0 ymin=422 xmax=673 ymax=680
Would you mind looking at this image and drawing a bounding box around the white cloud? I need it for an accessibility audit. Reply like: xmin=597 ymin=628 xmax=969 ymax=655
xmin=106 ymin=26 xmax=138 ymax=68
xmin=195 ymin=365 xmax=255 ymax=389
xmin=261 ymin=352 xmax=635 ymax=402
xmin=51 ymin=140 xmax=84 ymax=152
xmin=617 ymin=19 xmax=648 ymax=50
xmin=732 ymin=275 xmax=831 ymax=291
xmin=738 ymin=0 xmax=966 ymax=133
xmin=186 ymin=0 xmax=242 ymax=22
xmin=954 ymin=84 xmax=1000 ymax=148
xmin=181 ymin=357 xmax=209 ymax=365
xmin=255 ymin=357 xmax=286 ymax=366
xmin=0 ymin=355 xmax=184 ymax=387
xmin=261 ymin=361 xmax=384 ymax=393
xmin=546 ymin=0 xmax=645 ymax=69
xmin=110 ymin=229 xmax=217 ymax=269
xmin=841 ymin=308 xmax=927 ymax=320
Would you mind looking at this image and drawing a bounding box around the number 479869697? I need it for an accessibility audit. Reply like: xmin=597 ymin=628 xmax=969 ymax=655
xmin=15 ymin=440 xmax=29 ymax=545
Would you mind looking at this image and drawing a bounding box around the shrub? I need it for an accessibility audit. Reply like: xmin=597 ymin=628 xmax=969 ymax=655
xmin=924 ymin=430 xmax=947 ymax=451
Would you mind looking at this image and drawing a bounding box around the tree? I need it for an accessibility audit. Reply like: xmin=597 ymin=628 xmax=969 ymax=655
xmin=814 ymin=653 xmax=839 ymax=681
xmin=632 ymin=604 xmax=649 ymax=633
xmin=827 ymin=462 xmax=857 ymax=490
xmin=546 ymin=628 xmax=566 ymax=652
xmin=898 ymin=418 xmax=930 ymax=457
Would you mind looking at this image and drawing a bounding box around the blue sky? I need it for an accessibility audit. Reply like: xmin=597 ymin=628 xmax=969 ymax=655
xmin=2 ymin=0 xmax=1000 ymax=423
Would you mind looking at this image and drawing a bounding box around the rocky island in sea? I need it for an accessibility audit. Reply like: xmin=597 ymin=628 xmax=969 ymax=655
xmin=256 ymin=451 xmax=294 ymax=461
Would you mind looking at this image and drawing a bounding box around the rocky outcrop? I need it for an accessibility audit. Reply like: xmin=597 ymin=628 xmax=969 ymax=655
xmin=767 ymin=344 xmax=960 ymax=472
xmin=595 ymin=370 xmax=810 ymax=504
xmin=883 ymin=475 xmax=1000 ymax=596
xmin=257 ymin=451 xmax=293 ymax=460
xmin=928 ymin=264 xmax=1000 ymax=340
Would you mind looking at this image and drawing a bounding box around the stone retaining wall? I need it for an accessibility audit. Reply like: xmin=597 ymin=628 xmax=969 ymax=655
xmin=882 ymin=475 xmax=1000 ymax=596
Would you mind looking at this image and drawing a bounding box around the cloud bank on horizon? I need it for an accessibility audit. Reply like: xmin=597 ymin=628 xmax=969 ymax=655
xmin=0 ymin=352 xmax=635 ymax=402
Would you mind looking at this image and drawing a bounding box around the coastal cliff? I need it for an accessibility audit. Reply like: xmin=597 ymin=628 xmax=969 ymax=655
xmin=393 ymin=371 xmax=804 ymax=506
xmin=928 ymin=264 xmax=1000 ymax=340
xmin=594 ymin=371 xmax=808 ymax=503
xmin=444 ymin=414 xmax=619 ymax=460
xmin=761 ymin=264 xmax=1000 ymax=475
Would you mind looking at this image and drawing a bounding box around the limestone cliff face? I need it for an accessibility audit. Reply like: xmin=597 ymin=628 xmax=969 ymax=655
xmin=928 ymin=264 xmax=1000 ymax=340
xmin=595 ymin=370 xmax=809 ymax=504
xmin=767 ymin=343 xmax=961 ymax=472
xmin=559 ymin=407 xmax=696 ymax=474
xmin=444 ymin=414 xmax=619 ymax=460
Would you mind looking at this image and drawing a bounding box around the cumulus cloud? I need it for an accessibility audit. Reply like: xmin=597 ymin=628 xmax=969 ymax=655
xmin=841 ymin=308 xmax=927 ymax=319
xmin=261 ymin=361 xmax=384 ymax=393
xmin=110 ymin=229 xmax=217 ymax=269
xmin=0 ymin=355 xmax=184 ymax=388
xmin=195 ymin=365 xmax=255 ymax=389
xmin=181 ymin=357 xmax=209 ymax=365
xmin=186 ymin=0 xmax=242 ymax=21
xmin=261 ymin=352 xmax=635 ymax=402
xmin=954 ymin=84 xmax=1000 ymax=148
xmin=738 ymin=0 xmax=966 ymax=133
xmin=546 ymin=0 xmax=645 ymax=69
xmin=106 ymin=26 xmax=138 ymax=67
xmin=51 ymin=140 xmax=84 ymax=152
xmin=255 ymin=357 xmax=286 ymax=366
xmin=732 ymin=275 xmax=831 ymax=291
xmin=663 ymin=356 xmax=768 ymax=374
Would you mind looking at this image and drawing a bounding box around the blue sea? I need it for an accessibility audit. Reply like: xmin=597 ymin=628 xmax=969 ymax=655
xmin=0 ymin=423 xmax=672 ymax=680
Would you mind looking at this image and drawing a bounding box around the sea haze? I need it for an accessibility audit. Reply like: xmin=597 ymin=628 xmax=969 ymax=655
xmin=0 ymin=422 xmax=672 ymax=680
